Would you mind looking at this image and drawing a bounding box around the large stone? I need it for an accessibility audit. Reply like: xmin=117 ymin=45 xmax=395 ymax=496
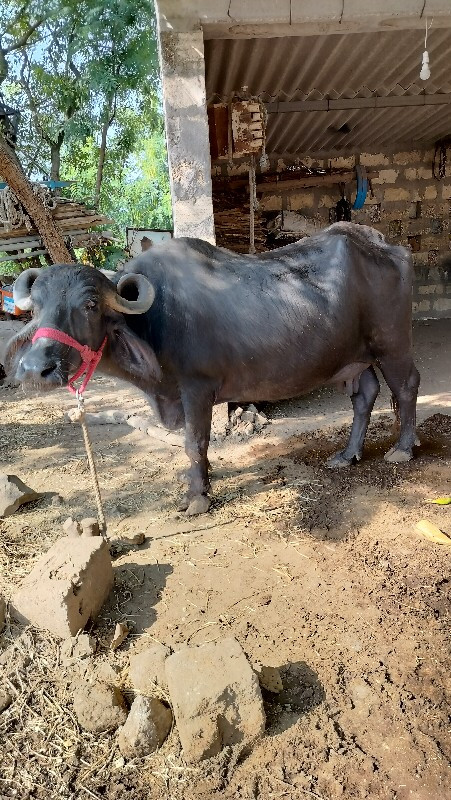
xmin=118 ymin=696 xmax=172 ymax=758
xmin=129 ymin=643 xmax=170 ymax=694
xmin=0 ymin=474 xmax=41 ymax=518
xmin=165 ymin=637 xmax=265 ymax=763
xmin=11 ymin=536 xmax=113 ymax=638
xmin=73 ymin=679 xmax=128 ymax=733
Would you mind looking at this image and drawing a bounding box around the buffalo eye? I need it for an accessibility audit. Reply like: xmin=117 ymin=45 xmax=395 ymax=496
xmin=85 ymin=300 xmax=98 ymax=312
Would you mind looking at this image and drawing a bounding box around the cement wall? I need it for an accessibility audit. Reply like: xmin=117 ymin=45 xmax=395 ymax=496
xmin=212 ymin=149 xmax=451 ymax=319
xmin=156 ymin=19 xmax=215 ymax=243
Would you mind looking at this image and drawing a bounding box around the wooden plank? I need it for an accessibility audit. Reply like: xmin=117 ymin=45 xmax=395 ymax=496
xmin=0 ymin=249 xmax=47 ymax=263
xmin=0 ymin=236 xmax=42 ymax=250
xmin=256 ymin=170 xmax=377 ymax=193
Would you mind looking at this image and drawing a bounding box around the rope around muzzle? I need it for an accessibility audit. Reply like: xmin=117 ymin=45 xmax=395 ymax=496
xmin=31 ymin=327 xmax=108 ymax=538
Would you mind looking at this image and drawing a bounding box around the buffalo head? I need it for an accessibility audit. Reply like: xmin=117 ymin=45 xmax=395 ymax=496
xmin=6 ymin=264 xmax=160 ymax=390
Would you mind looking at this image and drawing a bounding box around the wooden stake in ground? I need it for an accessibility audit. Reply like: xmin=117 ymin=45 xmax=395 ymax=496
xmin=0 ymin=133 xmax=75 ymax=264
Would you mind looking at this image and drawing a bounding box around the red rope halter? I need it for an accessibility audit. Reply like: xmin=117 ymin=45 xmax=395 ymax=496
xmin=31 ymin=327 xmax=107 ymax=395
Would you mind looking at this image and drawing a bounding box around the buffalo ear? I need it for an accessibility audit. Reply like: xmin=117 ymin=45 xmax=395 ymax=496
xmin=108 ymin=322 xmax=161 ymax=381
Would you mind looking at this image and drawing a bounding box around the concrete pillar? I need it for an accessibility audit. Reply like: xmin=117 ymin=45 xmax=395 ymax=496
xmin=156 ymin=15 xmax=215 ymax=243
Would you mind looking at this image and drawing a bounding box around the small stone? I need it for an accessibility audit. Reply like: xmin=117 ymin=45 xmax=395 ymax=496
xmin=111 ymin=622 xmax=130 ymax=651
xmin=234 ymin=406 xmax=244 ymax=418
xmin=50 ymin=494 xmax=64 ymax=507
xmin=255 ymin=412 xmax=268 ymax=427
xmin=0 ymin=595 xmax=6 ymax=632
xmin=0 ymin=689 xmax=13 ymax=713
xmin=73 ymin=680 xmax=128 ymax=733
xmin=241 ymin=410 xmax=255 ymax=424
xmin=95 ymin=661 xmax=121 ymax=684
xmin=118 ymin=696 xmax=172 ymax=758
xmin=63 ymin=517 xmax=82 ymax=537
xmin=256 ymin=665 xmax=283 ymax=694
xmin=247 ymin=404 xmax=258 ymax=414
xmin=80 ymin=518 xmax=100 ymax=537
xmin=241 ymin=422 xmax=255 ymax=436
xmin=129 ymin=643 xmax=170 ymax=694
xmin=0 ymin=474 xmax=41 ymax=518
xmin=60 ymin=634 xmax=96 ymax=667
xmin=121 ymin=532 xmax=145 ymax=546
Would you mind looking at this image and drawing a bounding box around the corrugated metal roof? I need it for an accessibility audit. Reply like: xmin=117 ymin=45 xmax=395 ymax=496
xmin=205 ymin=28 xmax=451 ymax=154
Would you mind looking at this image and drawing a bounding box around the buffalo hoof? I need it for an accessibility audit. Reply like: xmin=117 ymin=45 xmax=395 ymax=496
xmin=326 ymin=451 xmax=356 ymax=469
xmin=185 ymin=495 xmax=211 ymax=516
xmin=384 ymin=446 xmax=413 ymax=463
xmin=177 ymin=495 xmax=190 ymax=512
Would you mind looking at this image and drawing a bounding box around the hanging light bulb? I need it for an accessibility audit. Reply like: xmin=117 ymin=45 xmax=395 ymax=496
xmin=420 ymin=18 xmax=432 ymax=81
xmin=420 ymin=50 xmax=430 ymax=81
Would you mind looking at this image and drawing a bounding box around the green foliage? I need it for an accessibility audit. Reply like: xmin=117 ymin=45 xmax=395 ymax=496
xmin=1 ymin=0 xmax=172 ymax=253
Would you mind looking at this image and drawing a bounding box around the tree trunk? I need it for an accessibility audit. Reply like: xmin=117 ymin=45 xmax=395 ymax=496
xmin=50 ymin=141 xmax=61 ymax=181
xmin=0 ymin=133 xmax=74 ymax=263
xmin=93 ymin=114 xmax=110 ymax=208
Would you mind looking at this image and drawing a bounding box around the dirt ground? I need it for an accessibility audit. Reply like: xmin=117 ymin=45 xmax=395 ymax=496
xmin=0 ymin=318 xmax=450 ymax=800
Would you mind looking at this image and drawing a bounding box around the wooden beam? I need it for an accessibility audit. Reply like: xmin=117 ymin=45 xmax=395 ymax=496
xmin=256 ymin=170 xmax=377 ymax=193
xmin=266 ymin=94 xmax=451 ymax=114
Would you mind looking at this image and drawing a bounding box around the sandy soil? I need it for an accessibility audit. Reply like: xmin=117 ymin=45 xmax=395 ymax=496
xmin=0 ymin=319 xmax=450 ymax=800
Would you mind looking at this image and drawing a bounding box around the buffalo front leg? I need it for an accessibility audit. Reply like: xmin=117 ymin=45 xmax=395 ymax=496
xmin=327 ymin=366 xmax=380 ymax=468
xmin=379 ymin=357 xmax=420 ymax=462
xmin=178 ymin=383 xmax=214 ymax=516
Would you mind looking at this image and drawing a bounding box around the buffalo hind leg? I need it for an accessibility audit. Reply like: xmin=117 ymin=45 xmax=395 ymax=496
xmin=178 ymin=382 xmax=213 ymax=516
xmin=327 ymin=366 xmax=380 ymax=468
xmin=379 ymin=357 xmax=420 ymax=462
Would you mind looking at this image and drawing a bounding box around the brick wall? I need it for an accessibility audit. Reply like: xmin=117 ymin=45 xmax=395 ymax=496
xmin=212 ymin=149 xmax=451 ymax=319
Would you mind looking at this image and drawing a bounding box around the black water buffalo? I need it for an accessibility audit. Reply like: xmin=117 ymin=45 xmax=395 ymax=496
xmin=6 ymin=222 xmax=420 ymax=515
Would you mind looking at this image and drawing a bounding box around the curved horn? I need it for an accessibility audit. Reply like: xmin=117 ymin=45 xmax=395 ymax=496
xmin=105 ymin=273 xmax=155 ymax=315
xmin=13 ymin=268 xmax=41 ymax=311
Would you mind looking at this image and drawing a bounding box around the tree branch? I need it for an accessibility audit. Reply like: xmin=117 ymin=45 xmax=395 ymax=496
xmin=4 ymin=17 xmax=44 ymax=54
xmin=19 ymin=53 xmax=52 ymax=146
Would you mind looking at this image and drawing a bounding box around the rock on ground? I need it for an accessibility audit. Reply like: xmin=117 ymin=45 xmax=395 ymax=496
xmin=73 ymin=679 xmax=128 ymax=733
xmin=60 ymin=633 xmax=96 ymax=667
xmin=0 ymin=473 xmax=41 ymax=518
xmin=255 ymin=665 xmax=283 ymax=693
xmin=0 ymin=689 xmax=13 ymax=713
xmin=165 ymin=637 xmax=265 ymax=763
xmin=211 ymin=403 xmax=230 ymax=440
xmin=118 ymin=695 xmax=172 ymax=758
xmin=11 ymin=536 xmax=113 ymax=638
xmin=129 ymin=643 xmax=170 ymax=695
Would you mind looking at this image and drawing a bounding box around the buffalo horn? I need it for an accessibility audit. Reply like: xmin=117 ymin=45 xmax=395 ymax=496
xmin=106 ymin=273 xmax=155 ymax=314
xmin=13 ymin=268 xmax=41 ymax=311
